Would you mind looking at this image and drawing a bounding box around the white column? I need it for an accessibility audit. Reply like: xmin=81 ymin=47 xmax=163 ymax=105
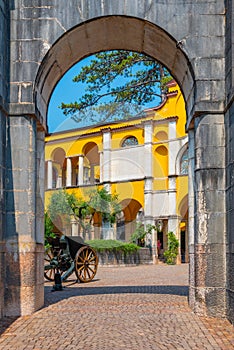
xmin=78 ymin=155 xmax=84 ymax=186
xmin=90 ymin=165 xmax=95 ymax=184
xmin=66 ymin=157 xmax=72 ymax=187
xmin=144 ymin=121 xmax=153 ymax=177
xmin=102 ymin=129 xmax=111 ymax=183
xmin=47 ymin=160 xmax=53 ymax=189
xmin=168 ymin=118 xmax=179 ymax=235
xmin=144 ymin=121 xmax=153 ymax=223
xmin=71 ymin=217 xmax=79 ymax=236
xmin=167 ymin=173 xmax=181 ymax=261
xmin=168 ymin=177 xmax=176 ymax=215
xmin=168 ymin=175 xmax=180 ymax=231
xmin=56 ymin=175 xmax=62 ymax=188
xmin=168 ymin=119 xmax=178 ymax=176
xmin=100 ymin=152 xmax=103 ymax=183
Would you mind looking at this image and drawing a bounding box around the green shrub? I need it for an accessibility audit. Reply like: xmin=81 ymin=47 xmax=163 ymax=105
xmin=85 ymin=239 xmax=140 ymax=255
xmin=163 ymin=232 xmax=179 ymax=265
xmin=130 ymin=223 xmax=156 ymax=247
xmin=44 ymin=212 xmax=56 ymax=249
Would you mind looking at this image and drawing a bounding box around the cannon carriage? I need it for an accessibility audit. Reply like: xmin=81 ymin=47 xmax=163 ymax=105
xmin=44 ymin=235 xmax=98 ymax=283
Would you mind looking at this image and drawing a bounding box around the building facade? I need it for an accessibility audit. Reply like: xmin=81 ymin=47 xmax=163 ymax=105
xmin=45 ymin=81 xmax=188 ymax=262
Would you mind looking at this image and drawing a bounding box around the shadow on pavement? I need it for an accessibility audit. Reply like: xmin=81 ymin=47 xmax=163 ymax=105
xmin=0 ymin=284 xmax=189 ymax=335
xmin=0 ymin=317 xmax=18 ymax=336
xmin=44 ymin=283 xmax=189 ymax=307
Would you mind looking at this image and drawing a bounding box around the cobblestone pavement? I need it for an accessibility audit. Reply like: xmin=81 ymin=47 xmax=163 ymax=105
xmin=0 ymin=264 xmax=233 ymax=350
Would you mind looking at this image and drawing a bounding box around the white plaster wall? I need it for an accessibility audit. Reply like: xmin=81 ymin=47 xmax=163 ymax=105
xmin=110 ymin=146 xmax=145 ymax=182
xmin=169 ymin=137 xmax=188 ymax=175
xmin=152 ymin=192 xmax=169 ymax=217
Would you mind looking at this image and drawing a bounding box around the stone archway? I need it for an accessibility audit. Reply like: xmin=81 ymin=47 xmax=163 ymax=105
xmin=35 ymin=17 xmax=225 ymax=319
xmin=35 ymin=16 xmax=194 ymax=126
xmin=2 ymin=2 xmax=231 ymax=323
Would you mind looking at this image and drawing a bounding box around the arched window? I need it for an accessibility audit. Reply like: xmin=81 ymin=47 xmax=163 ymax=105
xmin=121 ymin=136 xmax=138 ymax=147
xmin=180 ymin=149 xmax=188 ymax=175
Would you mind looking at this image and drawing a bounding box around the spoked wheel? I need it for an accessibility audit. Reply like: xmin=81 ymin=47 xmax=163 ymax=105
xmin=44 ymin=248 xmax=62 ymax=281
xmin=74 ymin=246 xmax=98 ymax=283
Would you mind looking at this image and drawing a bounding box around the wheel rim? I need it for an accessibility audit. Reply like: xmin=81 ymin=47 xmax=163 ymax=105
xmin=75 ymin=246 xmax=98 ymax=283
xmin=44 ymin=248 xmax=64 ymax=281
xmin=44 ymin=248 xmax=56 ymax=281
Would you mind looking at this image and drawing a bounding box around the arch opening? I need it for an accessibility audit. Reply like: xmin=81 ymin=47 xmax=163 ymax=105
xmin=34 ymin=16 xmax=195 ymax=130
xmin=41 ymin=14 xmax=190 ymax=291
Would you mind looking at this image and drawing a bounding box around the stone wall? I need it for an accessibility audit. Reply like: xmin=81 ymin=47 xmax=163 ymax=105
xmin=0 ymin=0 xmax=8 ymax=318
xmin=225 ymin=0 xmax=234 ymax=325
xmin=190 ymin=114 xmax=226 ymax=318
xmin=225 ymin=104 xmax=234 ymax=325
xmin=97 ymin=248 xmax=152 ymax=266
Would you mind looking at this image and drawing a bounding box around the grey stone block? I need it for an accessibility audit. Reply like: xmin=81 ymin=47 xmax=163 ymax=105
xmin=227 ymin=290 xmax=234 ymax=325
xmin=226 ymin=253 xmax=234 ymax=290
xmin=196 ymin=147 xmax=225 ymax=171
xmin=11 ymin=61 xmax=39 ymax=82
xmin=195 ymin=116 xmax=225 ymax=148
xmin=16 ymin=213 xmax=35 ymax=236
xmin=21 ymin=83 xmax=33 ymax=103
xmin=5 ymin=212 xmax=18 ymax=238
xmin=195 ymin=169 xmax=225 ymax=191
xmin=206 ymin=288 xmax=226 ymax=318
xmin=226 ymin=209 xmax=234 ymax=245
xmin=6 ymin=169 xmax=34 ymax=191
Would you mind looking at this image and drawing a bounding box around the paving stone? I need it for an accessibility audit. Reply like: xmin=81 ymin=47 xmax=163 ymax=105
xmin=0 ymin=264 xmax=233 ymax=350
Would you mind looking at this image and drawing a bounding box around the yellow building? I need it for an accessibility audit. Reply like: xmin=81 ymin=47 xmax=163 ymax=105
xmin=45 ymin=80 xmax=188 ymax=262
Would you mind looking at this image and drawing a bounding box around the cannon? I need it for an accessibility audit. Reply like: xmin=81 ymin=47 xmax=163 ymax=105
xmin=44 ymin=235 xmax=98 ymax=283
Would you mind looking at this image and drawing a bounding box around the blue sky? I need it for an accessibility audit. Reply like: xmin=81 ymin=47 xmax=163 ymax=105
xmin=47 ymin=58 xmax=92 ymax=133
xmin=47 ymin=55 xmax=162 ymax=133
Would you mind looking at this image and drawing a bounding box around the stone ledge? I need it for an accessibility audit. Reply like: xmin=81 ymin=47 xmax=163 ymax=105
xmin=97 ymin=247 xmax=152 ymax=266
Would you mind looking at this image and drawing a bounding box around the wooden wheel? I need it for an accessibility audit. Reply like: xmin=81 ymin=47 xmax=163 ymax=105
xmin=44 ymin=248 xmax=56 ymax=281
xmin=74 ymin=246 xmax=98 ymax=283
xmin=44 ymin=248 xmax=64 ymax=281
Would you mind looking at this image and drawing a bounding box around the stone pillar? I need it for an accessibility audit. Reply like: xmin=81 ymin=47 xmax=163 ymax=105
xmin=35 ymin=128 xmax=45 ymax=308
xmin=168 ymin=119 xmax=178 ymax=227
xmin=190 ymin=114 xmax=226 ymax=318
xmin=168 ymin=177 xmax=176 ymax=219
xmin=99 ymin=152 xmax=103 ymax=183
xmin=102 ymin=129 xmax=111 ymax=183
xmin=90 ymin=164 xmax=95 ymax=184
xmin=47 ymin=160 xmax=53 ymax=189
xmin=225 ymin=104 xmax=234 ymax=324
xmin=188 ymin=129 xmax=196 ymax=310
xmin=168 ymin=177 xmax=180 ymax=235
xmin=144 ymin=121 xmax=154 ymax=225
xmin=168 ymin=119 xmax=177 ymax=175
xmin=71 ymin=217 xmax=78 ymax=236
xmin=0 ymin=0 xmax=8 ymax=320
xmin=167 ymin=118 xmax=181 ymax=261
xmin=56 ymin=175 xmax=62 ymax=188
xmin=225 ymin=2 xmax=234 ymax=324
xmin=36 ymin=129 xmax=45 ymax=245
xmin=0 ymin=107 xmax=5 ymax=317
xmin=5 ymin=116 xmax=44 ymax=316
xmin=66 ymin=157 xmax=72 ymax=187
xmin=78 ymin=155 xmax=84 ymax=186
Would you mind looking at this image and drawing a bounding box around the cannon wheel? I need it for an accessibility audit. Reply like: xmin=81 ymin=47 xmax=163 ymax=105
xmin=44 ymin=248 xmax=56 ymax=281
xmin=74 ymin=246 xmax=98 ymax=283
xmin=44 ymin=248 xmax=64 ymax=281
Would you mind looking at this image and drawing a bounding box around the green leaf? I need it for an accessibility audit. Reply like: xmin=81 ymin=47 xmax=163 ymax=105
xmin=60 ymin=50 xmax=172 ymax=123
